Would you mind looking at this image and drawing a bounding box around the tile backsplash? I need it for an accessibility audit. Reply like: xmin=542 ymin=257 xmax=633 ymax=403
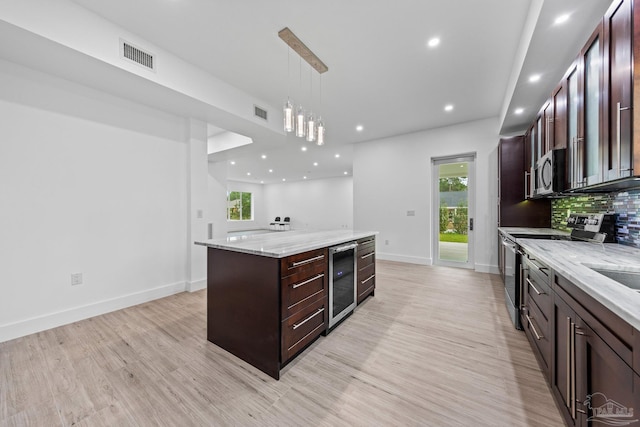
xmin=551 ymin=189 xmax=640 ymax=248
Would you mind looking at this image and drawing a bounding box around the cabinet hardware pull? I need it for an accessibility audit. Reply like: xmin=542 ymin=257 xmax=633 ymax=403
xmin=361 ymin=252 xmax=375 ymax=259
xmin=360 ymin=239 xmax=375 ymax=245
xmin=524 ymin=170 xmax=530 ymax=198
xmin=576 ymin=409 xmax=586 ymax=414
xmin=362 ymin=274 xmax=375 ymax=284
xmin=528 ymin=260 xmax=548 ymax=275
xmin=526 ymin=314 xmax=543 ymax=340
xmin=526 ymin=278 xmax=544 ymax=295
xmin=334 ymin=243 xmax=358 ymax=253
xmin=575 ymin=328 xmax=585 ymax=336
xmin=566 ymin=317 xmax=571 ymax=410
xmin=292 ymin=255 xmax=325 ymax=267
xmin=519 ymin=264 xmax=525 ymax=310
xmin=570 ymin=321 xmax=577 ymax=420
xmin=617 ymin=102 xmax=631 ymax=178
xmin=292 ymin=274 xmax=324 ymax=289
xmin=292 ymin=308 xmax=324 ymax=330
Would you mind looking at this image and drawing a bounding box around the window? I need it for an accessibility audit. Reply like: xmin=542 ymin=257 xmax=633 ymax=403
xmin=227 ymin=191 xmax=253 ymax=221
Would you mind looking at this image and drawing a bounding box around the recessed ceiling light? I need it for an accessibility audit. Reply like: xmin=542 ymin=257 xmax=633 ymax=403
xmin=313 ymin=162 xmax=318 ymax=166
xmin=515 ymin=108 xmax=524 ymax=115
xmin=427 ymin=37 xmax=440 ymax=48
xmin=303 ymin=176 xmax=307 ymax=180
xmin=356 ymin=125 xmax=364 ymax=132
xmin=247 ymin=172 xmax=251 ymax=176
xmin=230 ymin=161 xmax=236 ymax=165
xmin=301 ymin=146 xmax=307 ymax=152
xmin=344 ymin=171 xmax=348 ymax=175
xmin=335 ymin=154 xmax=340 ymax=158
xmin=444 ymin=104 xmax=454 ymax=112
xmin=282 ymin=178 xmax=286 ymax=182
xmin=260 ymin=181 xmax=264 ymax=184
xmin=261 ymin=154 xmax=267 ymax=159
xmin=554 ymin=14 xmax=570 ymax=25
xmin=269 ymin=169 xmax=273 ymax=173
xmin=529 ymin=74 xmax=541 ymax=83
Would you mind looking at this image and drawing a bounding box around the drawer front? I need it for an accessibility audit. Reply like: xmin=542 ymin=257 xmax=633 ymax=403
xmin=524 ymin=299 xmax=550 ymax=370
xmin=357 ymin=245 xmax=375 ymax=270
xmin=281 ymin=248 xmax=327 ymax=279
xmin=357 ymin=262 xmax=375 ymax=303
xmin=524 ymin=272 xmax=551 ymax=321
xmin=281 ymin=263 xmax=327 ymax=319
xmin=281 ymin=297 xmax=327 ymax=362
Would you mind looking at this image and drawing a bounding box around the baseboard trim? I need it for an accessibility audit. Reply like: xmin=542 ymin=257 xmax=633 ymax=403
xmin=187 ymin=279 xmax=206 ymax=292
xmin=0 ymin=281 xmax=186 ymax=344
xmin=376 ymin=252 xmax=432 ymax=266
xmin=476 ymin=263 xmax=499 ymax=275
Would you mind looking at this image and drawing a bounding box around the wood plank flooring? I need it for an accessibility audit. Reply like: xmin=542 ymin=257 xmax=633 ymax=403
xmin=0 ymin=261 xmax=565 ymax=426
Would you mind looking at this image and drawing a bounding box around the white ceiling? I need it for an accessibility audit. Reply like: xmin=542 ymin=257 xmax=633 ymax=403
xmin=38 ymin=0 xmax=615 ymax=183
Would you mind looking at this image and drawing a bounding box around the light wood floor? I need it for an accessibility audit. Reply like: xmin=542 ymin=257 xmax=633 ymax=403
xmin=0 ymin=261 xmax=565 ymax=426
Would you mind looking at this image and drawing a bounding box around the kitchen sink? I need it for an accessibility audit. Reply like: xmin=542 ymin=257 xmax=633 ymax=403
xmin=584 ymin=265 xmax=640 ymax=291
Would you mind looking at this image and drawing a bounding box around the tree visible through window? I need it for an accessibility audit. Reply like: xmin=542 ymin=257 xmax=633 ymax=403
xmin=227 ymin=191 xmax=253 ymax=220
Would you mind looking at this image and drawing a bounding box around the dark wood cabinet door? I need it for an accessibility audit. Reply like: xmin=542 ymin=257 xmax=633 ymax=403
xmin=543 ymin=100 xmax=554 ymax=154
xmin=580 ymin=23 xmax=605 ymax=186
xmin=553 ymin=83 xmax=567 ymax=150
xmin=605 ymin=0 xmax=633 ymax=180
xmin=552 ymin=295 xmax=575 ymax=426
xmin=576 ymin=320 xmax=640 ymax=427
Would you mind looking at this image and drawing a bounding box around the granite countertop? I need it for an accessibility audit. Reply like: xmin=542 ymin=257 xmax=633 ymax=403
xmin=518 ymin=239 xmax=640 ymax=331
xmin=195 ymin=229 xmax=378 ymax=258
xmin=498 ymin=227 xmax=571 ymax=239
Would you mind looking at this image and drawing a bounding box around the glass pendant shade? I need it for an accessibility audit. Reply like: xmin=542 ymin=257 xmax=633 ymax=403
xmin=306 ymin=113 xmax=316 ymax=142
xmin=295 ymin=105 xmax=306 ymax=138
xmin=316 ymin=118 xmax=325 ymax=145
xmin=283 ymin=99 xmax=294 ymax=132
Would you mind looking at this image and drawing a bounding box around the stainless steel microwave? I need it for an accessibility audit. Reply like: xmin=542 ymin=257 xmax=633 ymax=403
xmin=535 ymin=149 xmax=566 ymax=196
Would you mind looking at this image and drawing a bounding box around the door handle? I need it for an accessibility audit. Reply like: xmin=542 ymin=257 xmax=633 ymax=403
xmin=469 ymin=218 xmax=474 ymax=231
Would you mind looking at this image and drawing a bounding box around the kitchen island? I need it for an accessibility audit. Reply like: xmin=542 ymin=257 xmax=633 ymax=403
xmin=195 ymin=230 xmax=377 ymax=379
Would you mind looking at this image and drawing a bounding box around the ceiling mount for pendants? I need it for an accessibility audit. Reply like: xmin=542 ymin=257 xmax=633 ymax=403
xmin=278 ymin=27 xmax=328 ymax=74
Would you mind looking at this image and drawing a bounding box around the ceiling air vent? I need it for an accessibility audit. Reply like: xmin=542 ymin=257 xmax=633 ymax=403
xmin=254 ymin=105 xmax=268 ymax=121
xmin=120 ymin=39 xmax=155 ymax=71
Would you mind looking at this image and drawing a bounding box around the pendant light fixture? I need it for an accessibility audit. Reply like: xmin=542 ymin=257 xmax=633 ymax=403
xmin=306 ymin=66 xmax=316 ymax=142
xmin=279 ymin=27 xmax=328 ymax=145
xmin=316 ymin=74 xmax=325 ymax=146
xmin=283 ymin=48 xmax=294 ymax=133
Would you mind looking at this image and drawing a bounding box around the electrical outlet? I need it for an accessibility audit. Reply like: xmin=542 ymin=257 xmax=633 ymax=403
xmin=71 ymin=273 xmax=83 ymax=286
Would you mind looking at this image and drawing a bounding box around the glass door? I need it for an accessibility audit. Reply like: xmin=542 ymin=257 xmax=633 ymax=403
xmin=432 ymin=154 xmax=475 ymax=269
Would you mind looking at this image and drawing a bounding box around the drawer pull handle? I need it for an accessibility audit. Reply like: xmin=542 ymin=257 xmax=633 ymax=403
xmin=362 ymin=274 xmax=375 ymax=284
xmin=360 ymin=252 xmax=375 ymax=259
xmin=526 ymin=314 xmax=543 ymax=340
xmin=292 ymin=255 xmax=325 ymax=267
xmin=292 ymin=274 xmax=324 ymax=289
xmin=360 ymin=239 xmax=375 ymax=245
xmin=528 ymin=260 xmax=548 ymax=275
xmin=293 ymin=308 xmax=325 ymax=330
xmin=526 ymin=278 xmax=545 ymax=295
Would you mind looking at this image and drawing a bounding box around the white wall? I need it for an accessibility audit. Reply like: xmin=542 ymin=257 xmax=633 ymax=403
xmin=353 ymin=117 xmax=499 ymax=273
xmin=0 ymin=60 xmax=190 ymax=342
xmin=263 ymin=177 xmax=353 ymax=231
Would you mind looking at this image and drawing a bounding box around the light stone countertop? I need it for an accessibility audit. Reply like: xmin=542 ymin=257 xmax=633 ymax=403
xmin=195 ymin=229 xmax=378 ymax=258
xmin=517 ymin=239 xmax=640 ymax=331
xmin=498 ymin=227 xmax=571 ymax=239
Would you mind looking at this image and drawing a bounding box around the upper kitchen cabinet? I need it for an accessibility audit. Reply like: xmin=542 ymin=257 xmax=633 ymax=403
xmin=604 ymin=0 xmax=633 ymax=181
xmin=552 ymin=83 xmax=567 ymax=151
xmin=566 ymin=60 xmax=583 ymax=189
xmin=581 ymin=22 xmax=605 ymax=188
xmin=498 ymin=136 xmax=551 ymax=226
xmin=542 ymin=100 xmax=554 ymax=154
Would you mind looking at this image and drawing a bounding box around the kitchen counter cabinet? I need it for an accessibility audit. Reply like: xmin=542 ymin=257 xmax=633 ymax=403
xmin=553 ymin=274 xmax=640 ymax=427
xmin=199 ymin=230 xmax=377 ymax=380
xmin=356 ymin=236 xmax=376 ymax=304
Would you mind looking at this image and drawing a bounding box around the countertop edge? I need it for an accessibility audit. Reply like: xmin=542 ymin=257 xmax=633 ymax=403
xmin=195 ymin=230 xmax=378 ymax=258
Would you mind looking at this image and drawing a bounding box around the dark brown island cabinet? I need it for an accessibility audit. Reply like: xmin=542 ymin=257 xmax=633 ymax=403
xmin=205 ymin=236 xmax=376 ymax=380
xmin=519 ymin=249 xmax=640 ymax=427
